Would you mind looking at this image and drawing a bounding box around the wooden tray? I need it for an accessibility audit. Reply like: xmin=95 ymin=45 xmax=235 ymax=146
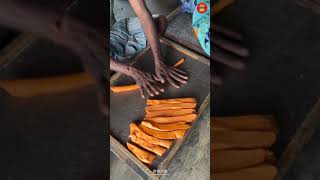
xmin=110 ymin=36 xmax=210 ymax=179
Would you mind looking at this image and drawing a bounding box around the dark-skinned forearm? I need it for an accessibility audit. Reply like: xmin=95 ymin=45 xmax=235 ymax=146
xmin=110 ymin=58 xmax=132 ymax=76
xmin=129 ymin=0 xmax=162 ymax=64
xmin=0 ymin=0 xmax=64 ymax=42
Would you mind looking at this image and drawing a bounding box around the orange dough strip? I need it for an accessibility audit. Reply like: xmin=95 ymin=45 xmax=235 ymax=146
xmin=130 ymin=134 xmax=167 ymax=156
xmin=145 ymin=103 xmax=196 ymax=112
xmin=144 ymin=114 xmax=197 ymax=124
xmin=145 ymin=109 xmax=195 ymax=118
xmin=147 ymin=98 xmax=196 ymax=105
xmin=212 ymin=115 xmax=277 ymax=132
xmin=127 ymin=142 xmax=155 ymax=164
xmin=130 ymin=123 xmax=172 ymax=148
xmin=139 ymin=124 xmax=186 ymax=139
xmin=141 ymin=121 xmax=191 ymax=131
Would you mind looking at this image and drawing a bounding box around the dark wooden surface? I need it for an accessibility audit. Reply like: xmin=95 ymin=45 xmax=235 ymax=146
xmin=161 ymin=104 xmax=210 ymax=180
xmin=110 ymin=151 xmax=142 ymax=180
xmin=110 ymin=38 xmax=210 ymax=172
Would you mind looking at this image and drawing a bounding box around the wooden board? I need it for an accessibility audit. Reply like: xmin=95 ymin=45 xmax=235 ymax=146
xmin=110 ymin=36 xmax=210 ymax=179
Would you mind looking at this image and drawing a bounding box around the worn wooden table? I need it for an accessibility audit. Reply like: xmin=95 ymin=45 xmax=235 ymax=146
xmin=110 ymin=10 xmax=210 ymax=180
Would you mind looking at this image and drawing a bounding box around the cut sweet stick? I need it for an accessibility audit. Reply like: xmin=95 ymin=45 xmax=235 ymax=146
xmin=144 ymin=114 xmax=197 ymax=124
xmin=141 ymin=121 xmax=191 ymax=131
xmin=147 ymin=98 xmax=196 ymax=105
xmin=145 ymin=109 xmax=195 ymax=118
xmin=110 ymin=84 xmax=139 ymax=93
xmin=214 ymin=164 xmax=277 ymax=180
xmin=130 ymin=134 xmax=167 ymax=156
xmin=0 ymin=73 xmax=93 ymax=98
xmin=173 ymin=58 xmax=185 ymax=67
xmin=139 ymin=124 xmax=186 ymax=139
xmin=212 ymin=149 xmax=275 ymax=173
xmin=110 ymin=58 xmax=185 ymax=93
xmin=145 ymin=103 xmax=197 ymax=112
xmin=212 ymin=115 xmax=277 ymax=132
xmin=127 ymin=142 xmax=156 ymax=164
xmin=130 ymin=123 xmax=172 ymax=148
xmin=212 ymin=129 xmax=276 ymax=150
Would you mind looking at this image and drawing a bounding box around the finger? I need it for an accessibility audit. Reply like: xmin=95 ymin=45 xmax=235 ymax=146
xmin=137 ymin=83 xmax=145 ymax=98
xmin=152 ymin=74 xmax=161 ymax=81
xmin=146 ymin=81 xmax=159 ymax=95
xmin=213 ymin=47 xmax=246 ymax=70
xmin=171 ymin=67 xmax=187 ymax=75
xmin=156 ymin=72 xmax=165 ymax=83
xmin=171 ymin=68 xmax=188 ymax=80
xmin=146 ymin=73 xmax=156 ymax=82
xmin=166 ymin=74 xmax=180 ymax=88
xmin=154 ymin=84 xmax=165 ymax=92
xmin=213 ymin=34 xmax=250 ymax=57
xmin=213 ymin=23 xmax=244 ymax=41
xmin=169 ymin=70 xmax=188 ymax=84
xmin=143 ymin=83 xmax=154 ymax=97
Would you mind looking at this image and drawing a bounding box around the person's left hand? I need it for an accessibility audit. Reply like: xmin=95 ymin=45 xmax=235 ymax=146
xmin=154 ymin=59 xmax=188 ymax=88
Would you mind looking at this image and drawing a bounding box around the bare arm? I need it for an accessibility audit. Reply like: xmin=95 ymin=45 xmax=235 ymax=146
xmin=0 ymin=0 xmax=108 ymax=116
xmin=128 ymin=0 xmax=162 ymax=64
xmin=128 ymin=0 xmax=188 ymax=88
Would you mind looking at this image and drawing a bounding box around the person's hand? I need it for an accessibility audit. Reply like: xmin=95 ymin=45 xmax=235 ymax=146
xmin=51 ymin=15 xmax=108 ymax=116
xmin=211 ymin=24 xmax=250 ymax=85
xmin=128 ymin=67 xmax=164 ymax=98
xmin=154 ymin=59 xmax=188 ymax=88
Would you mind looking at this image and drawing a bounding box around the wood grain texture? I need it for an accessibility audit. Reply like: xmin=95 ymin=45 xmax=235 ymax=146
xmin=160 ymin=104 xmax=210 ymax=180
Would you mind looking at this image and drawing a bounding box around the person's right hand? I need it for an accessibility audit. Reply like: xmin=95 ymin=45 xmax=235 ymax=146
xmin=211 ymin=24 xmax=250 ymax=85
xmin=128 ymin=67 xmax=164 ymax=98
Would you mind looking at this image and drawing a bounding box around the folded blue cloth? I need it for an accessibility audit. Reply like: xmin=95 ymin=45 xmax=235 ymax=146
xmin=110 ymin=17 xmax=147 ymax=60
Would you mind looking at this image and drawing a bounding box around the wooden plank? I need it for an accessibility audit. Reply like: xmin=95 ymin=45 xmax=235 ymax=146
xmin=110 ymin=151 xmax=143 ymax=180
xmin=109 ymin=41 xmax=210 ymax=177
xmin=158 ymin=95 xmax=210 ymax=171
xmin=275 ymin=98 xmax=320 ymax=180
xmin=161 ymin=104 xmax=210 ymax=180
xmin=110 ymin=135 xmax=158 ymax=180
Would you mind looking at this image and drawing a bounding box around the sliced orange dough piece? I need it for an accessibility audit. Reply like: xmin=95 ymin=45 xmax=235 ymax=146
xmin=110 ymin=84 xmax=139 ymax=93
xmin=145 ymin=109 xmax=195 ymax=118
xmin=173 ymin=58 xmax=185 ymax=67
xmin=127 ymin=142 xmax=155 ymax=164
xmin=147 ymin=98 xmax=196 ymax=105
xmin=139 ymin=124 xmax=186 ymax=139
xmin=0 ymin=73 xmax=93 ymax=98
xmin=212 ymin=129 xmax=277 ymax=150
xmin=144 ymin=114 xmax=197 ymax=124
xmin=145 ymin=103 xmax=197 ymax=112
xmin=214 ymin=164 xmax=277 ymax=180
xmin=212 ymin=149 xmax=275 ymax=173
xmin=212 ymin=115 xmax=277 ymax=132
xmin=130 ymin=123 xmax=172 ymax=148
xmin=141 ymin=121 xmax=191 ymax=131
xmin=130 ymin=134 xmax=166 ymax=156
